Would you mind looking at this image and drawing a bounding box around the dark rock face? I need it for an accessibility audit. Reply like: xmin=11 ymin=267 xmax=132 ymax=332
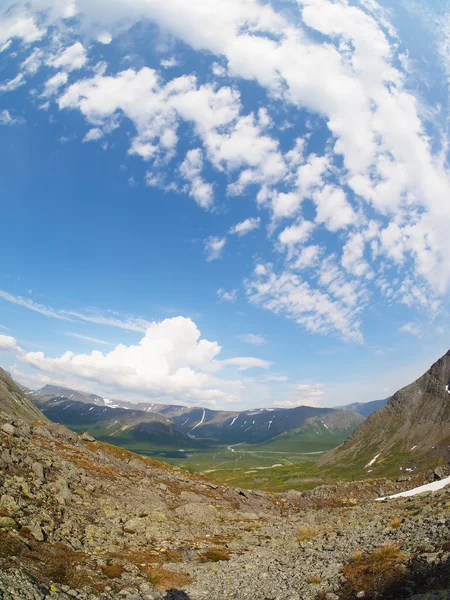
xmin=320 ymin=350 xmax=450 ymax=472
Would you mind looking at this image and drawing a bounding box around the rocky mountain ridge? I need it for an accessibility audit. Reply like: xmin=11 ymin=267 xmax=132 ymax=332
xmin=320 ymin=349 xmax=450 ymax=477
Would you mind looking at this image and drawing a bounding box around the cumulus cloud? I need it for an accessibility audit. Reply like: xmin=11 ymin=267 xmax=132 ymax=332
xmin=48 ymin=42 xmax=87 ymax=72
xmin=0 ymin=334 xmax=18 ymax=351
xmin=43 ymin=72 xmax=68 ymax=97
xmin=6 ymin=317 xmax=270 ymax=404
xmin=229 ymin=217 xmax=260 ymax=236
xmin=179 ymin=148 xmax=213 ymax=209
xmin=204 ymin=236 xmax=226 ymax=261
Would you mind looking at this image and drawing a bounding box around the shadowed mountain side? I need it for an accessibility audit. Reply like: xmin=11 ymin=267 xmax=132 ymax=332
xmin=319 ymin=349 xmax=450 ymax=475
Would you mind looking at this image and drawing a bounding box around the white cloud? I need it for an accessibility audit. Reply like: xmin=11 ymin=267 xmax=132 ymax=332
xmin=217 ymin=288 xmax=237 ymax=302
xmin=43 ymin=72 xmax=68 ymax=97
xmin=0 ymin=74 xmax=25 ymax=93
xmin=66 ymin=333 xmax=113 ymax=345
xmin=2 ymin=0 xmax=450 ymax=339
xmin=238 ymin=333 xmax=266 ymax=346
xmin=0 ymin=110 xmax=13 ymax=125
xmin=274 ymin=383 xmax=325 ymax=408
xmin=220 ymin=356 xmax=271 ymax=371
xmin=48 ymin=42 xmax=87 ymax=72
xmin=8 ymin=316 xmax=269 ymax=404
xmin=204 ymin=236 xmax=226 ymax=261
xmin=0 ymin=334 xmax=18 ymax=351
xmin=0 ymin=289 xmax=150 ymax=332
xmin=179 ymin=148 xmax=213 ymax=209
xmin=97 ymin=32 xmax=112 ymax=44
xmin=161 ymin=56 xmax=177 ymax=68
xmin=83 ymin=127 xmax=103 ymax=142
xmin=229 ymin=217 xmax=260 ymax=236
xmin=212 ymin=62 xmax=227 ymax=77
xmin=313 ymin=185 xmax=356 ymax=232
xmin=399 ymin=322 xmax=421 ymax=337
xmin=246 ymin=263 xmax=363 ymax=342
xmin=21 ymin=48 xmax=44 ymax=74
xmin=279 ymin=220 xmax=315 ymax=247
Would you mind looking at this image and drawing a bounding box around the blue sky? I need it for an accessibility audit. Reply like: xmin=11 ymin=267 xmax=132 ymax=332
xmin=0 ymin=0 xmax=450 ymax=409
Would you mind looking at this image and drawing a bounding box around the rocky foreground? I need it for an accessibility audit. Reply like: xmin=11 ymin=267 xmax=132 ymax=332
xmin=0 ymin=415 xmax=449 ymax=600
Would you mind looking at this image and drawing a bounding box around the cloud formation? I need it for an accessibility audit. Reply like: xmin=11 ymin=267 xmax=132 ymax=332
xmin=5 ymin=317 xmax=270 ymax=404
xmin=1 ymin=0 xmax=450 ymax=343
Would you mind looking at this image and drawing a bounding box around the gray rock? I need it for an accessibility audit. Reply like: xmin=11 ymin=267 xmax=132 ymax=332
xmin=81 ymin=432 xmax=95 ymax=442
xmin=434 ymin=466 xmax=445 ymax=480
xmin=1 ymin=448 xmax=12 ymax=464
xmin=1 ymin=423 xmax=16 ymax=436
xmin=32 ymin=462 xmax=45 ymax=481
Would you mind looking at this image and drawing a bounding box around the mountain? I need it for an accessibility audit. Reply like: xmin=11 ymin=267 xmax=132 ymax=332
xmin=29 ymin=383 xmax=365 ymax=447
xmin=320 ymin=349 xmax=450 ymax=475
xmin=339 ymin=398 xmax=389 ymax=418
xmin=0 ymin=367 xmax=46 ymax=422
xmin=31 ymin=390 xmax=200 ymax=449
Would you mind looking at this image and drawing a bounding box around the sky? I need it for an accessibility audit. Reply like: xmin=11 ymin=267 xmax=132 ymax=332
xmin=0 ymin=0 xmax=450 ymax=410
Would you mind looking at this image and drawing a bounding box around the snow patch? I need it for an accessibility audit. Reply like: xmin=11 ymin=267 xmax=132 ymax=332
xmin=229 ymin=415 xmax=239 ymax=427
xmin=191 ymin=409 xmax=206 ymax=430
xmin=377 ymin=476 xmax=450 ymax=500
xmin=365 ymin=453 xmax=381 ymax=469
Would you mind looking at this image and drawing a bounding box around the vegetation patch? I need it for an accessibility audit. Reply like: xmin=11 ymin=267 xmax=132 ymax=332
xmin=100 ymin=563 xmax=125 ymax=579
xmin=198 ymin=548 xmax=231 ymax=562
xmin=296 ymin=525 xmax=319 ymax=542
xmin=340 ymin=544 xmax=406 ymax=599
xmin=145 ymin=567 xmax=194 ymax=589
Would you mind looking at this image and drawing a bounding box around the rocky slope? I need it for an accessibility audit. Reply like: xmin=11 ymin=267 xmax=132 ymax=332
xmin=0 ymin=367 xmax=46 ymax=422
xmin=320 ymin=349 xmax=450 ymax=476
xmin=1 ymin=370 xmax=450 ymax=600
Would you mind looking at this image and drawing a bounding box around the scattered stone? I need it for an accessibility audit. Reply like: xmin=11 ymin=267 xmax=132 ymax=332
xmin=1 ymin=423 xmax=15 ymax=436
xmin=32 ymin=461 xmax=45 ymax=481
xmin=0 ymin=516 xmax=17 ymax=529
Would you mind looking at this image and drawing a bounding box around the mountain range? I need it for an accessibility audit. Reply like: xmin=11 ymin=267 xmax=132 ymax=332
xmin=24 ymin=383 xmax=386 ymax=452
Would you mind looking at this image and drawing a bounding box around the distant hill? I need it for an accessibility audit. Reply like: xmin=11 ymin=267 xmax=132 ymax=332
xmin=320 ymin=349 xmax=450 ymax=475
xmin=0 ymin=367 xmax=46 ymax=422
xmin=30 ymin=388 xmax=202 ymax=449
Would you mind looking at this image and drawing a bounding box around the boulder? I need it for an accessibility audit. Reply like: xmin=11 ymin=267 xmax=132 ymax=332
xmin=1 ymin=423 xmax=15 ymax=436
xmin=32 ymin=462 xmax=45 ymax=481
xmin=434 ymin=466 xmax=445 ymax=480
xmin=81 ymin=432 xmax=95 ymax=442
